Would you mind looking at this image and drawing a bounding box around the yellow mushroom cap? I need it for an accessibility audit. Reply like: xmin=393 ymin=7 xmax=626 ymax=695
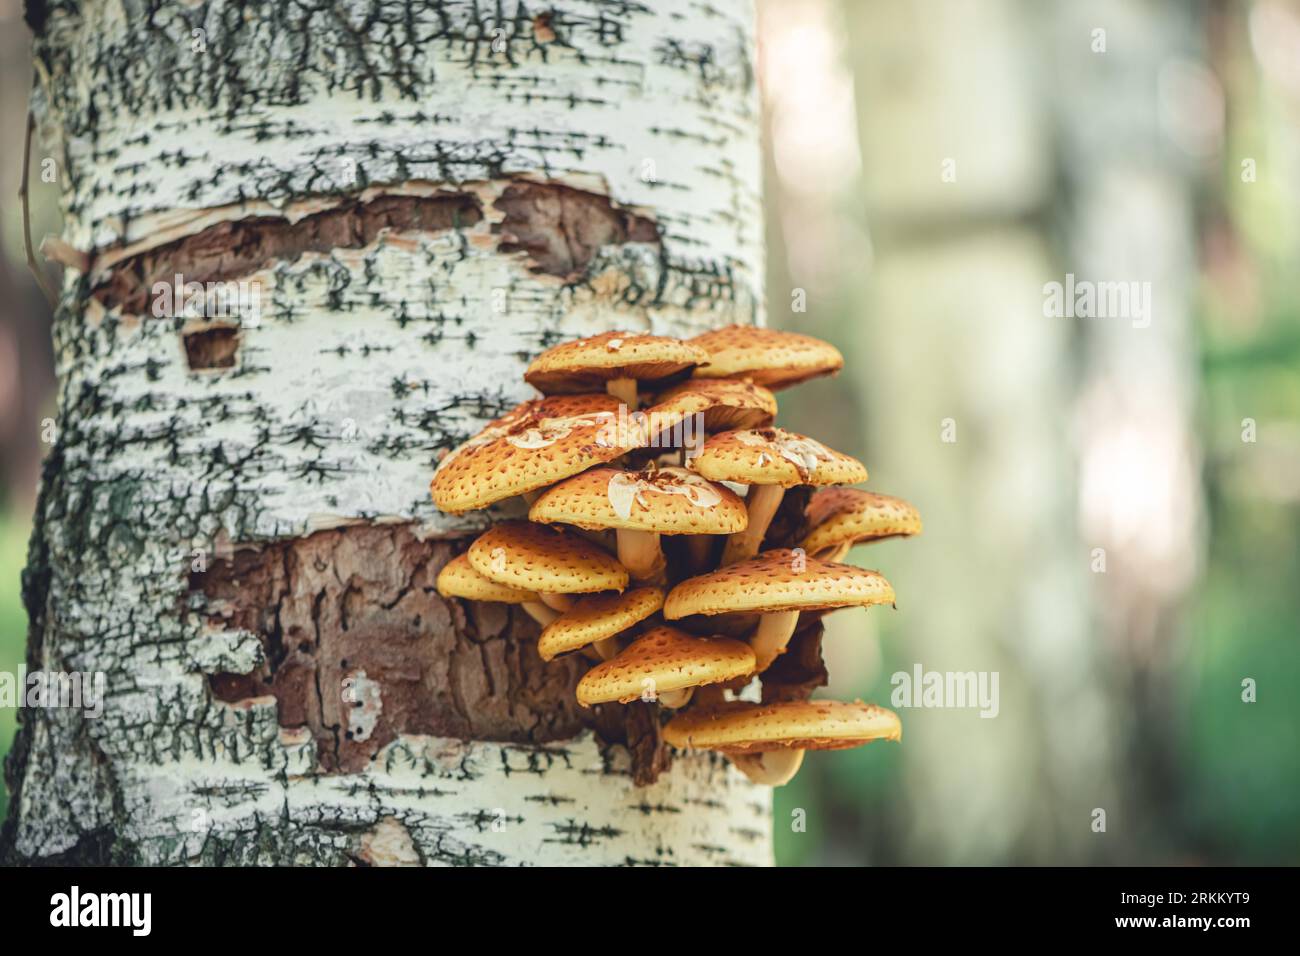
xmin=431 ymin=394 xmax=645 ymax=514
xmin=652 ymin=378 xmax=778 ymax=432
xmin=691 ymin=428 xmax=867 ymax=488
xmin=802 ymin=489 xmax=923 ymax=557
xmin=525 ymin=331 xmax=709 ymax=394
xmin=663 ymin=699 xmax=902 ymax=753
xmin=530 ymin=466 xmax=748 ymax=535
xmin=538 ymin=587 xmax=664 ymax=661
xmin=663 ymin=549 xmax=894 ymax=617
xmin=689 ymin=325 xmax=843 ymax=390
xmin=467 ymin=521 xmax=628 ymax=594
xmin=575 ymin=626 xmax=756 ymax=706
xmin=435 ymin=553 xmax=541 ymax=604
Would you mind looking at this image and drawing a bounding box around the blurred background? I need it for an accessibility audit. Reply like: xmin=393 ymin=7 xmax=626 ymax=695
xmin=2 ymin=0 xmax=1297 ymax=863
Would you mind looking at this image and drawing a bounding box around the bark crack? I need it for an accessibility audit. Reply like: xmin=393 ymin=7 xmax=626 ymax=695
xmin=91 ymin=192 xmax=485 ymax=315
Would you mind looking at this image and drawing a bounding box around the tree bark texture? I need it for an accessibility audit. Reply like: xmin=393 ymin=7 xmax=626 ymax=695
xmin=4 ymin=0 xmax=772 ymax=866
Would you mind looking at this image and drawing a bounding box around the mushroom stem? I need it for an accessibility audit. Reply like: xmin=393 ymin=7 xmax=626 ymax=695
xmin=730 ymin=749 xmax=805 ymax=786
xmin=722 ymin=484 xmax=786 ymax=565
xmin=521 ymin=601 xmax=560 ymax=627
xmin=657 ymin=687 xmax=694 ymax=709
xmin=521 ymin=489 xmax=541 ymax=506
xmin=617 ymin=529 xmax=666 ymax=584
xmin=541 ymin=592 xmax=574 ymax=613
xmin=750 ymin=609 xmax=800 ymax=672
xmin=685 ymin=534 xmax=716 ymax=573
xmin=592 ymin=637 xmax=620 ymax=661
xmin=606 ymin=377 xmax=639 ymax=410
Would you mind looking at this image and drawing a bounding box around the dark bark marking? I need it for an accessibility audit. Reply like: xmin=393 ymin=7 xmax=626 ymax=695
xmin=24 ymin=0 xmax=49 ymax=34
xmin=532 ymin=11 xmax=557 ymax=44
xmin=622 ymin=701 xmax=673 ymax=786
xmin=495 ymin=181 xmax=659 ymax=279
xmin=183 ymin=325 xmax=240 ymax=369
xmin=546 ymin=818 xmax=624 ymax=848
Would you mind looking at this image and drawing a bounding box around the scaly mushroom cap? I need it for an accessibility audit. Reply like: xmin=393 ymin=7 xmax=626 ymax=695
xmin=575 ymin=626 xmax=755 ymax=706
xmin=663 ymin=549 xmax=894 ymax=617
xmin=803 ymin=489 xmax=923 ymax=556
xmin=538 ymin=587 xmax=664 ymax=661
xmin=691 ymin=428 xmax=868 ymax=488
xmin=652 ymin=378 xmax=778 ymax=432
xmin=467 ymin=521 xmax=628 ymax=594
xmin=524 ymin=331 xmax=709 ymax=394
xmin=664 ymin=699 xmax=902 ymax=753
xmin=435 ymin=553 xmax=541 ymax=604
xmin=530 ymin=466 xmax=748 ymax=535
xmin=689 ymin=325 xmax=843 ymax=390
xmin=431 ymin=394 xmax=644 ymax=514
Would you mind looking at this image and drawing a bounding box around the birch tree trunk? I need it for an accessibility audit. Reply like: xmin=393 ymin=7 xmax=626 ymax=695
xmin=3 ymin=0 xmax=772 ymax=867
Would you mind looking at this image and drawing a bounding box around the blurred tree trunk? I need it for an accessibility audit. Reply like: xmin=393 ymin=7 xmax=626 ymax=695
xmin=838 ymin=0 xmax=1118 ymax=864
xmin=3 ymin=0 xmax=771 ymax=867
xmin=1048 ymin=0 xmax=1204 ymax=862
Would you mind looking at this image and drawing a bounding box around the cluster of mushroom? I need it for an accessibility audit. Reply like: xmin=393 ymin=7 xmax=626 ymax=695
xmin=431 ymin=326 xmax=921 ymax=786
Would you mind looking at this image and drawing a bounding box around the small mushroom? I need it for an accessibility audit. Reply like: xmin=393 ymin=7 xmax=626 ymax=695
xmin=467 ymin=522 xmax=629 ymax=614
xmin=575 ymin=626 xmax=755 ymax=709
xmin=692 ymin=427 xmax=867 ymax=565
xmin=524 ymin=331 xmax=709 ymax=410
xmin=663 ymin=549 xmax=894 ymax=672
xmin=529 ymin=465 xmax=747 ymax=584
xmin=689 ymin=325 xmax=843 ymax=390
xmin=434 ymin=553 xmax=558 ymax=627
xmin=431 ymin=393 xmax=647 ymax=514
xmin=663 ymin=699 xmax=902 ymax=786
xmin=802 ymin=489 xmax=923 ymax=561
xmin=538 ymin=587 xmax=664 ymax=662
xmin=652 ymin=378 xmax=778 ymax=432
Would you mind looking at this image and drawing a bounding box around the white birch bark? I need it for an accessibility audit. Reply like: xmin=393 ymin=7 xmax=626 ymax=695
xmin=4 ymin=0 xmax=772 ymax=866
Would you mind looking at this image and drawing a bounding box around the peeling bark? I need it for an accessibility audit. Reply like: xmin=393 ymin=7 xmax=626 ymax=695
xmin=196 ymin=525 xmax=596 ymax=773
xmin=5 ymin=0 xmax=770 ymax=867
xmin=495 ymin=181 xmax=659 ymax=278
xmin=93 ymin=193 xmax=485 ymax=315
